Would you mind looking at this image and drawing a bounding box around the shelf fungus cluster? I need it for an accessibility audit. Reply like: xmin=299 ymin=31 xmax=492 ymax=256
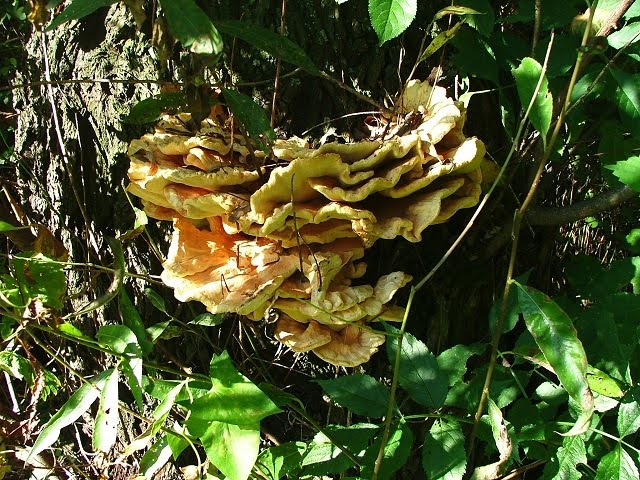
xmin=127 ymin=80 xmax=487 ymax=366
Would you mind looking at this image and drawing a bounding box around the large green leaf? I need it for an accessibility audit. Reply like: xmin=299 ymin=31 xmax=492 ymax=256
xmin=46 ymin=0 xmax=117 ymax=31
xmin=540 ymin=434 xmax=587 ymax=480
xmin=369 ymin=0 xmax=417 ymax=45
xmin=213 ymin=20 xmax=318 ymax=75
xmin=386 ymin=326 xmax=449 ymax=408
xmin=610 ymin=68 xmax=640 ymax=137
xmin=316 ymin=374 xmax=391 ymax=418
xmin=187 ymin=351 xmax=280 ymax=425
xmin=595 ymin=444 xmax=639 ymax=480
xmin=515 ymin=282 xmax=594 ymax=436
xmin=618 ymin=386 xmax=640 ymax=438
xmin=606 ymin=156 xmax=640 ymax=192
xmin=608 ymin=22 xmax=640 ymax=50
xmin=256 ymin=442 xmax=307 ymax=480
xmin=221 ymin=87 xmax=275 ymax=152
xmin=512 ymin=57 xmax=553 ymax=144
xmin=199 ymin=421 xmax=261 ymax=480
xmin=12 ymin=253 xmax=66 ymax=310
xmin=158 ymin=0 xmax=223 ymax=57
xmin=26 ymin=369 xmax=112 ymax=462
xmin=422 ymin=418 xmax=466 ymax=480
xmin=360 ymin=420 xmax=413 ymax=480
xmin=139 ymin=435 xmax=175 ymax=480
xmin=436 ymin=343 xmax=486 ymax=387
xmin=93 ymin=367 xmax=119 ymax=452
xmin=0 ymin=351 xmax=33 ymax=383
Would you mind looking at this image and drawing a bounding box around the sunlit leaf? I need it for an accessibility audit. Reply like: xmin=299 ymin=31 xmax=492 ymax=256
xmin=93 ymin=367 xmax=119 ymax=452
xmin=144 ymin=288 xmax=169 ymax=315
xmin=198 ymin=421 xmax=260 ymax=480
xmin=618 ymin=386 xmax=640 ymax=438
xmin=512 ymin=57 xmax=553 ymax=144
xmin=608 ymin=22 xmax=640 ymax=49
xmin=123 ymin=92 xmax=189 ymax=124
xmin=610 ymin=68 xmax=640 ymax=137
xmin=118 ymin=290 xmax=153 ymax=356
xmin=540 ymin=434 xmax=586 ymax=480
xmin=361 ymin=420 xmax=413 ymax=480
xmin=316 ymin=374 xmax=391 ymax=418
xmin=437 ymin=343 xmax=486 ymax=387
xmin=433 ymin=6 xmax=481 ymax=22
xmin=595 ymin=444 xmax=639 ymax=480
xmin=190 ymin=312 xmax=224 ymax=326
xmin=422 ymin=417 xmax=466 ymax=480
xmin=471 ymin=398 xmax=512 ymax=479
xmin=515 ymin=282 xmax=594 ymax=436
xmin=0 ymin=351 xmax=33 ymax=383
xmin=26 ymin=369 xmax=112 ymax=462
xmin=256 ymin=442 xmax=307 ymax=480
xmin=12 ymin=253 xmax=66 ymax=309
xmin=221 ymin=88 xmax=275 ymax=152
xmin=213 ymin=20 xmax=319 ymax=75
xmin=46 ymin=0 xmax=117 ymax=31
xmin=417 ymin=22 xmax=464 ymax=64
xmin=369 ymin=0 xmax=417 ymax=45
xmin=0 ymin=221 xmax=29 ymax=232
xmin=586 ymin=366 xmax=625 ymax=399
xmin=57 ymin=322 xmax=94 ymax=341
xmin=386 ymin=326 xmax=448 ymax=408
xmin=606 ymin=156 xmax=640 ymax=192
xmin=158 ymin=0 xmax=223 ymax=57
xmin=139 ymin=435 xmax=174 ymax=480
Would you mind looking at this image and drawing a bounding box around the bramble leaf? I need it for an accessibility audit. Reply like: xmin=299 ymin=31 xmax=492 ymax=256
xmin=316 ymin=374 xmax=391 ymax=418
xmin=369 ymin=0 xmax=417 ymax=45
xmin=617 ymin=386 xmax=640 ymax=438
xmin=595 ymin=444 xmax=639 ymax=480
xmin=422 ymin=417 xmax=466 ymax=480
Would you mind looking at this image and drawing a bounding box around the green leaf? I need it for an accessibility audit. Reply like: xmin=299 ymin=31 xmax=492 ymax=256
xmin=606 ymin=156 xmax=640 ymax=192
xmin=386 ymin=326 xmax=448 ymax=408
xmin=316 ymin=374 xmax=391 ymax=418
xmin=541 ymin=434 xmax=587 ymax=480
xmin=618 ymin=386 xmax=640 ymax=438
xmin=0 ymin=220 xmax=29 ymax=232
xmin=433 ymin=6 xmax=482 ymax=22
xmin=221 ymin=87 xmax=275 ymax=152
xmin=417 ymin=22 xmax=464 ymax=64
xmin=368 ymin=0 xmax=417 ymax=45
xmin=93 ymin=367 xmax=119 ymax=452
xmin=123 ymin=92 xmax=189 ymax=124
xmin=610 ymin=68 xmax=640 ymax=137
xmin=12 ymin=253 xmax=66 ymax=309
xmin=27 ymin=369 xmax=112 ymax=462
xmin=152 ymin=381 xmax=186 ymax=435
xmin=471 ymin=398 xmax=512 ymax=479
xmin=139 ymin=435 xmax=174 ymax=480
xmin=512 ymin=57 xmax=553 ymax=144
xmin=256 ymin=442 xmax=307 ymax=480
xmin=190 ymin=312 xmax=224 ymax=326
xmin=57 ymin=322 xmax=94 ymax=341
xmin=437 ymin=343 xmax=486 ymax=386
xmin=587 ymin=366 xmax=625 ymax=399
xmin=608 ymin=22 xmax=640 ymax=49
xmin=46 ymin=0 xmax=117 ymax=31
xmin=118 ymin=290 xmax=153 ymax=356
xmin=198 ymin=421 xmax=260 ymax=480
xmin=144 ymin=288 xmax=169 ymax=315
xmin=515 ymin=282 xmax=594 ymax=436
xmin=361 ymin=420 xmax=413 ymax=480
xmin=188 ymin=351 xmax=280 ymax=425
xmin=158 ymin=0 xmax=223 ymax=57
xmin=595 ymin=444 xmax=639 ymax=480
xmin=451 ymin=28 xmax=499 ymax=83
xmin=96 ymin=324 xmax=141 ymax=356
xmin=422 ymin=417 xmax=466 ymax=480
xmin=213 ymin=20 xmax=319 ymax=75
xmin=456 ymin=0 xmax=494 ymax=37
xmin=0 ymin=351 xmax=34 ymax=383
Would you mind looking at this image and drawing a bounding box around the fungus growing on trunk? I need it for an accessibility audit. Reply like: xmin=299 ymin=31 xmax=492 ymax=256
xmin=127 ymin=80 xmax=487 ymax=366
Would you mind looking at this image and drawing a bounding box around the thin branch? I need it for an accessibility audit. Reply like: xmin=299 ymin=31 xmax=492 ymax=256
xmin=0 ymin=78 xmax=180 ymax=93
xmin=270 ymin=0 xmax=287 ymax=128
xmin=597 ymin=0 xmax=635 ymax=37
xmin=318 ymin=71 xmax=387 ymax=112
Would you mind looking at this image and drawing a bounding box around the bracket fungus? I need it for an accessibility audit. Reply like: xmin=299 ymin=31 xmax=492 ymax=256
xmin=127 ymin=80 xmax=487 ymax=366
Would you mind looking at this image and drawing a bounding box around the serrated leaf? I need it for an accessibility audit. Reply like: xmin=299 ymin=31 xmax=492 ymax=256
xmin=46 ymin=0 xmax=117 ymax=31
xmin=422 ymin=418 xmax=466 ymax=480
xmin=221 ymin=87 xmax=275 ymax=153
xmin=433 ymin=6 xmax=481 ymax=22
xmin=158 ymin=0 xmax=223 ymax=57
xmin=360 ymin=420 xmax=413 ymax=480
xmin=0 ymin=221 xmax=29 ymax=232
xmin=515 ymin=282 xmax=594 ymax=436
xmin=123 ymin=92 xmax=189 ymax=124
xmin=595 ymin=444 xmax=639 ymax=480
xmin=471 ymin=398 xmax=512 ymax=479
xmin=611 ymin=68 xmax=640 ymax=136
xmin=618 ymin=386 xmax=640 ymax=438
xmin=12 ymin=253 xmax=66 ymax=310
xmin=93 ymin=367 xmax=119 ymax=452
xmin=512 ymin=57 xmax=553 ymax=144
xmin=213 ymin=20 xmax=318 ymax=75
xmin=316 ymin=374 xmax=390 ymax=418
xmin=606 ymin=156 xmax=640 ymax=192
xmin=386 ymin=326 xmax=448 ymax=408
xmin=369 ymin=0 xmax=417 ymax=45
xmin=541 ymin=434 xmax=587 ymax=480
xmin=417 ymin=22 xmax=464 ymax=64
xmin=199 ymin=421 xmax=260 ymax=480
xmin=188 ymin=351 xmax=280 ymax=425
xmin=26 ymin=369 xmax=112 ymax=462
xmin=437 ymin=343 xmax=486 ymax=387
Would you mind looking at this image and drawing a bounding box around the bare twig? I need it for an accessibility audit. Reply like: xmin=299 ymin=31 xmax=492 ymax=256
xmin=597 ymin=0 xmax=635 ymax=37
xmin=271 ymin=0 xmax=287 ymax=127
